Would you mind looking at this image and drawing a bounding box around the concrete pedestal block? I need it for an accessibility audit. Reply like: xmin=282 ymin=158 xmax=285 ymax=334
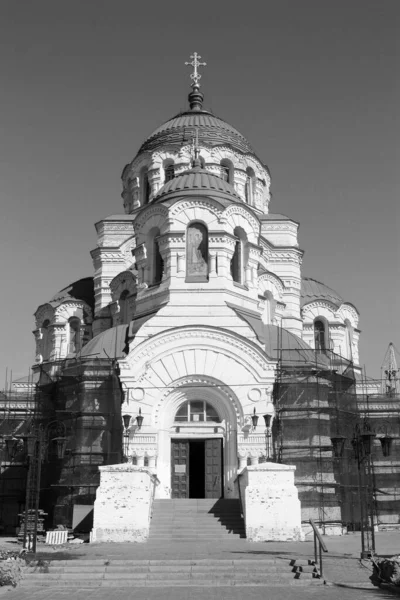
xmin=239 ymin=463 xmax=304 ymax=542
xmin=91 ymin=464 xmax=156 ymax=543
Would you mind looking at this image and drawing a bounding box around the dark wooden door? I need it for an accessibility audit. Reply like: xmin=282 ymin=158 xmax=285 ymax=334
xmin=171 ymin=440 xmax=189 ymax=498
xmin=205 ymin=439 xmax=222 ymax=499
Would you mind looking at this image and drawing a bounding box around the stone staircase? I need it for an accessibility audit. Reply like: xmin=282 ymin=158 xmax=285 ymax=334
xmin=20 ymin=499 xmax=324 ymax=588
xmin=22 ymin=558 xmax=323 ymax=588
xmin=149 ymin=498 xmax=246 ymax=540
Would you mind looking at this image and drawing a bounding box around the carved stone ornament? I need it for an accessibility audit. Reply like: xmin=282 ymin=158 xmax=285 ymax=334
xmin=258 ymin=272 xmax=285 ymax=300
xmin=248 ymin=388 xmax=262 ymax=402
xmin=134 ymin=205 xmax=169 ymax=234
xmin=222 ymin=205 xmax=260 ymax=239
xmin=109 ymin=270 xmax=137 ymax=302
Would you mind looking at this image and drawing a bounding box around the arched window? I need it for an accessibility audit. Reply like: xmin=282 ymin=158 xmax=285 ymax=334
xmin=42 ymin=319 xmax=50 ymax=361
xmin=220 ymin=159 xmax=234 ymax=184
xmin=198 ymin=155 xmax=206 ymax=168
xmin=230 ymin=227 xmax=248 ymax=284
xmin=140 ymin=167 xmax=151 ymax=205
xmin=186 ymin=222 xmax=208 ymax=282
xmin=164 ymin=163 xmax=175 ymax=182
xmin=344 ymin=319 xmax=353 ymax=360
xmin=68 ymin=318 xmax=81 ymax=354
xmin=147 ymin=228 xmax=164 ymax=285
xmin=174 ymin=401 xmax=220 ymax=423
xmin=245 ymin=167 xmax=256 ymax=205
xmin=119 ymin=290 xmax=130 ymax=324
xmin=314 ymin=320 xmax=327 ymax=353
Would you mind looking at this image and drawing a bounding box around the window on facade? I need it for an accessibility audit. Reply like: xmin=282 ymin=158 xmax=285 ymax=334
xmin=186 ymin=222 xmax=208 ymax=282
xmin=344 ymin=319 xmax=353 ymax=360
xmin=42 ymin=319 xmax=50 ymax=360
xmin=164 ymin=164 xmax=175 ymax=182
xmin=140 ymin=168 xmax=151 ymax=205
xmin=68 ymin=318 xmax=81 ymax=354
xmin=174 ymin=400 xmax=220 ymax=423
xmin=314 ymin=320 xmax=326 ymax=353
xmin=148 ymin=227 xmax=164 ymax=285
xmin=154 ymin=237 xmax=164 ymax=284
xmin=119 ymin=290 xmax=130 ymax=324
xmin=245 ymin=167 xmax=255 ymax=205
xmin=230 ymin=227 xmax=247 ymax=284
xmin=220 ymin=159 xmax=233 ymax=184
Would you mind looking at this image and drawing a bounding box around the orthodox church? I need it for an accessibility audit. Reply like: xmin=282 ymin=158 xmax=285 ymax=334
xmin=29 ymin=55 xmax=364 ymax=539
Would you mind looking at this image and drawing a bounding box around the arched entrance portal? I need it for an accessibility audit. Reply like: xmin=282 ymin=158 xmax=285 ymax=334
xmin=171 ymin=400 xmax=223 ymax=499
xmin=155 ymin=377 xmax=242 ymax=500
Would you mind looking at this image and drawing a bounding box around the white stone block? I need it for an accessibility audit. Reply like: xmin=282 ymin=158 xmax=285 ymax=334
xmin=91 ymin=464 xmax=156 ymax=543
xmin=239 ymin=462 xmax=304 ymax=542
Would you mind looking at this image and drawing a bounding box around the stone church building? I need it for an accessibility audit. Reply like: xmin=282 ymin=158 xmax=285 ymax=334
xmin=26 ymin=56 xmax=373 ymax=541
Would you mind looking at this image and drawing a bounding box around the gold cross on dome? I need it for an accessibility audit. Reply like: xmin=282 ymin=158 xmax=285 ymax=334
xmin=185 ymin=52 xmax=206 ymax=87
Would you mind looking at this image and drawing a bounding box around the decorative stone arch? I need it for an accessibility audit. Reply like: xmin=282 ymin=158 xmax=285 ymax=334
xmin=301 ymin=300 xmax=338 ymax=323
xmin=221 ymin=205 xmax=260 ymax=244
xmin=54 ymin=300 xmax=93 ymax=324
xmin=211 ymin=146 xmax=241 ymax=169
xmin=34 ymin=303 xmax=55 ymax=328
xmin=336 ymin=303 xmax=359 ymax=328
xmin=134 ymin=205 xmax=169 ymax=237
xmin=168 ymin=197 xmax=224 ymax=228
xmin=258 ymin=272 xmax=285 ymax=302
xmin=109 ymin=271 xmax=137 ymax=303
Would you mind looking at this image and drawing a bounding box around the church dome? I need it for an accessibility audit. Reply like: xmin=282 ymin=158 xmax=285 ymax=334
xmin=154 ymin=167 xmax=241 ymax=202
xmin=48 ymin=277 xmax=94 ymax=310
xmin=301 ymin=277 xmax=343 ymax=308
xmin=138 ymin=110 xmax=256 ymax=157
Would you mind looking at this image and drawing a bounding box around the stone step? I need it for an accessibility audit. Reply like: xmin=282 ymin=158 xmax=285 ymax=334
xmin=22 ymin=580 xmax=324 ymax=588
xmin=29 ymin=558 xmax=283 ymax=567
xmin=25 ymin=570 xmax=313 ymax=581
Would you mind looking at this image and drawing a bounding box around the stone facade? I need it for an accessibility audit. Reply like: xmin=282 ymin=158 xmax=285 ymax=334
xmin=26 ymin=74 xmax=371 ymax=539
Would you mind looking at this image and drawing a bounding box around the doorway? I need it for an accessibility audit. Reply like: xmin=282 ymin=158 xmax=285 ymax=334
xmin=171 ymin=439 xmax=222 ymax=499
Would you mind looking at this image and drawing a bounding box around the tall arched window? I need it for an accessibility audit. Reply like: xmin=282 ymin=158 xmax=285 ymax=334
xmin=164 ymin=163 xmax=175 ymax=182
xmin=119 ymin=290 xmax=130 ymax=324
xmin=147 ymin=228 xmax=164 ymax=285
xmin=314 ymin=320 xmax=327 ymax=353
xmin=140 ymin=167 xmax=151 ymax=205
xmin=186 ymin=222 xmax=208 ymax=282
xmin=230 ymin=227 xmax=248 ymax=284
xmin=245 ymin=167 xmax=256 ymax=205
xmin=344 ymin=319 xmax=353 ymax=360
xmin=220 ymin=159 xmax=234 ymax=184
xmin=42 ymin=319 xmax=50 ymax=361
xmin=68 ymin=318 xmax=81 ymax=354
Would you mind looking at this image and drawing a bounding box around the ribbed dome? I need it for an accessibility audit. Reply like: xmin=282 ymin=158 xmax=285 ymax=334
xmin=49 ymin=277 xmax=94 ymax=310
xmin=138 ymin=110 xmax=256 ymax=156
xmin=301 ymin=277 xmax=343 ymax=308
xmin=154 ymin=167 xmax=242 ymax=202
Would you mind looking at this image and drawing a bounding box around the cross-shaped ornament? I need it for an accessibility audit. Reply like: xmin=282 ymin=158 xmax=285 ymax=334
xmin=185 ymin=52 xmax=206 ymax=87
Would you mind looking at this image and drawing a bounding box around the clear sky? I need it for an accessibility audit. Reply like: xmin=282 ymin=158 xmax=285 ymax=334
xmin=0 ymin=0 xmax=398 ymax=384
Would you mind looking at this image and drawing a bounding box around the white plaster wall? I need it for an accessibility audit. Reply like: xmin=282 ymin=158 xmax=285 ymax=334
xmin=92 ymin=465 xmax=156 ymax=543
xmin=239 ymin=463 xmax=304 ymax=542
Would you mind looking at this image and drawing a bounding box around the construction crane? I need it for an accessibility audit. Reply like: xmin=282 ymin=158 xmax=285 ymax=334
xmin=381 ymin=342 xmax=399 ymax=396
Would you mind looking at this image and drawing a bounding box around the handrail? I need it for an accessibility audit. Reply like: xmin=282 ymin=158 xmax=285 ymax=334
xmin=149 ymin=473 xmax=160 ymax=522
xmin=234 ymin=472 xmax=244 ymax=520
xmin=309 ymin=519 xmax=328 ymax=579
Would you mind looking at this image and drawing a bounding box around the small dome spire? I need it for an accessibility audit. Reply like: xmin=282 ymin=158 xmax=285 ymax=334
xmin=185 ymin=53 xmax=206 ymax=111
xmin=188 ymin=84 xmax=204 ymax=111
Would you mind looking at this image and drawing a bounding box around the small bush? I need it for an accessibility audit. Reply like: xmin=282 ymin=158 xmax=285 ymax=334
xmin=0 ymin=555 xmax=26 ymax=587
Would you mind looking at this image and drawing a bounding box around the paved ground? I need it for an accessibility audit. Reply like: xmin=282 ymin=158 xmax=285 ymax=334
xmin=0 ymin=531 xmax=399 ymax=599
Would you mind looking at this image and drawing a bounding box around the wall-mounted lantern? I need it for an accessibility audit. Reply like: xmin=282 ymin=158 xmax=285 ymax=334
xmin=136 ymin=408 xmax=144 ymax=430
xmin=251 ymin=408 xmax=259 ymax=430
